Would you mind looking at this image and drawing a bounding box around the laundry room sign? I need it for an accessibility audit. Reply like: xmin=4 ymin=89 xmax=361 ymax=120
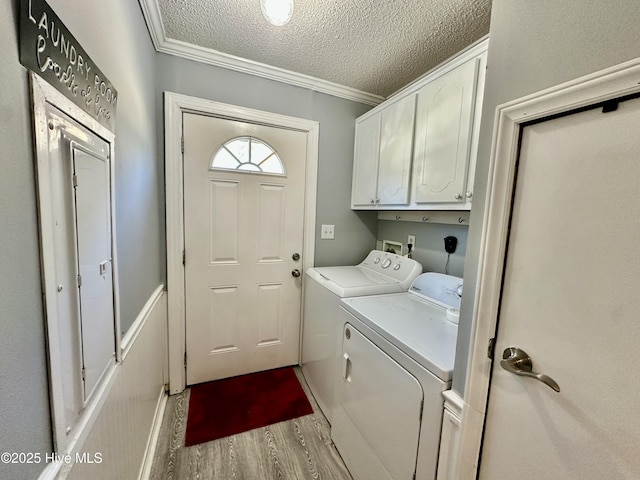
xmin=19 ymin=0 xmax=118 ymax=132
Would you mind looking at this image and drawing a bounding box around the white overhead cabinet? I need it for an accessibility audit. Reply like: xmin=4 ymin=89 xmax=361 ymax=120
xmin=412 ymin=58 xmax=479 ymax=205
xmin=351 ymin=113 xmax=381 ymax=206
xmin=351 ymin=94 xmax=416 ymax=207
xmin=351 ymin=38 xmax=487 ymax=211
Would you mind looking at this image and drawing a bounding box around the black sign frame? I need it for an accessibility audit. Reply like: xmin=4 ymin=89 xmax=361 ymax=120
xmin=20 ymin=0 xmax=118 ymax=132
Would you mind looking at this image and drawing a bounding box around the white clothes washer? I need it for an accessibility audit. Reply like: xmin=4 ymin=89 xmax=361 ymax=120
xmin=332 ymin=273 xmax=463 ymax=480
xmin=301 ymin=250 xmax=422 ymax=424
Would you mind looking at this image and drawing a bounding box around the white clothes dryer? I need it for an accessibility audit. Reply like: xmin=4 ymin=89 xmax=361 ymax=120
xmin=301 ymin=250 xmax=422 ymax=424
xmin=332 ymin=273 xmax=463 ymax=480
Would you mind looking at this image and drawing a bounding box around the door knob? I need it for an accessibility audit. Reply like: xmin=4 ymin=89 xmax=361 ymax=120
xmin=500 ymin=347 xmax=560 ymax=392
xmin=291 ymin=269 xmax=301 ymax=278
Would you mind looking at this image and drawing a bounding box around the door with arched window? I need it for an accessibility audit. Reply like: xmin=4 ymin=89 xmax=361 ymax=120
xmin=183 ymin=112 xmax=307 ymax=385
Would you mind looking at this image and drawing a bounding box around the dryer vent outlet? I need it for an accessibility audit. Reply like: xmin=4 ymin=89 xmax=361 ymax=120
xmin=444 ymin=236 xmax=457 ymax=254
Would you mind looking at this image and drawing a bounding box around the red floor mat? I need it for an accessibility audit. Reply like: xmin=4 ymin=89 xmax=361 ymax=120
xmin=184 ymin=367 xmax=313 ymax=446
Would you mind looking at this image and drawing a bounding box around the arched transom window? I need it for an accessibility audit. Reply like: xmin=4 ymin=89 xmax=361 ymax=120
xmin=210 ymin=136 xmax=285 ymax=175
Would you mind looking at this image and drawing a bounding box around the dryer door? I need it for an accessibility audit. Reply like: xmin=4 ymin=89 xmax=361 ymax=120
xmin=333 ymin=322 xmax=423 ymax=480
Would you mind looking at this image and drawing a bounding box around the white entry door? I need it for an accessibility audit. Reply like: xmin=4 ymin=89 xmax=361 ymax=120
xmin=479 ymin=96 xmax=640 ymax=478
xmin=183 ymin=112 xmax=307 ymax=385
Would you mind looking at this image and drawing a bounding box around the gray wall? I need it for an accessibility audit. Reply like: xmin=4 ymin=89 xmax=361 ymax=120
xmin=48 ymin=0 xmax=164 ymax=336
xmin=377 ymin=221 xmax=467 ymax=277
xmin=0 ymin=0 xmax=162 ymax=478
xmin=0 ymin=3 xmax=52 ymax=479
xmin=453 ymin=0 xmax=640 ymax=394
xmin=156 ymin=54 xmax=376 ymax=267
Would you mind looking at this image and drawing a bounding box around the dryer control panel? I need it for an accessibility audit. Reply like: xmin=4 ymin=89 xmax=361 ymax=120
xmin=360 ymin=250 xmax=423 ymax=288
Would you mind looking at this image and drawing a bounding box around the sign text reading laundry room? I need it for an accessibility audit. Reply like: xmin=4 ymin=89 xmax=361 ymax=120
xmin=19 ymin=0 xmax=118 ymax=131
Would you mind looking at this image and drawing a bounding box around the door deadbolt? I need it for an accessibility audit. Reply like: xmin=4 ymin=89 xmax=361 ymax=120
xmin=292 ymin=253 xmax=300 ymax=261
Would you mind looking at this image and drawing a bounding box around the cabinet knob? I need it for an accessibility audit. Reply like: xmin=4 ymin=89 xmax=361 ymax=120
xmin=466 ymin=191 xmax=473 ymax=198
xmin=370 ymin=199 xmax=375 ymax=204
xmin=454 ymin=193 xmax=463 ymax=200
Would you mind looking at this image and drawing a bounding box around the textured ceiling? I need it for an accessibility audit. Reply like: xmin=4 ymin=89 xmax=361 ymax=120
xmin=155 ymin=0 xmax=491 ymax=98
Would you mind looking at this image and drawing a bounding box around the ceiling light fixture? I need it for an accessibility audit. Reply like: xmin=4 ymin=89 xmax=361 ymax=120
xmin=261 ymin=0 xmax=294 ymax=26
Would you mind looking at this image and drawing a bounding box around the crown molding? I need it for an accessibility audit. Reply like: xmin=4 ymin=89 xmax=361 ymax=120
xmin=138 ymin=0 xmax=384 ymax=106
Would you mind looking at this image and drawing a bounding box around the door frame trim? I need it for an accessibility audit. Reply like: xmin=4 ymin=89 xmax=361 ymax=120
xmin=164 ymin=92 xmax=319 ymax=393
xmin=458 ymin=57 xmax=640 ymax=478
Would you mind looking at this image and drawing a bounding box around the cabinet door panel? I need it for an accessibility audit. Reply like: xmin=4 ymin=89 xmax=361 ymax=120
xmin=377 ymin=95 xmax=416 ymax=205
xmin=351 ymin=113 xmax=381 ymax=207
xmin=413 ymin=59 xmax=479 ymax=203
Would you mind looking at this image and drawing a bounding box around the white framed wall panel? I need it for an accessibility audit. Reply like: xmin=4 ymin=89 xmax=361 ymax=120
xmin=37 ymin=285 xmax=167 ymax=480
xmin=436 ymin=390 xmax=463 ymax=480
xmin=30 ymin=73 xmax=122 ymax=455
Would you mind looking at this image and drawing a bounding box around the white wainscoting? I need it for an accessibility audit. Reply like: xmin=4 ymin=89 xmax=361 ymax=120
xmin=436 ymin=390 xmax=464 ymax=480
xmin=39 ymin=285 xmax=167 ymax=480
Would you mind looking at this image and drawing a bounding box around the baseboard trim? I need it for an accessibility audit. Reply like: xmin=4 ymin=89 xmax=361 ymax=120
xmin=138 ymin=387 xmax=168 ymax=480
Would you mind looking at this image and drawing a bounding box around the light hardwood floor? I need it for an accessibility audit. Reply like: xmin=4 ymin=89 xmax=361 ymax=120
xmin=150 ymin=368 xmax=353 ymax=479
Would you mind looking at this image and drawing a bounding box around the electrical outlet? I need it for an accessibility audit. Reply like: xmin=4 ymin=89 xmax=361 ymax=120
xmin=407 ymin=235 xmax=416 ymax=250
xmin=321 ymin=224 xmax=335 ymax=239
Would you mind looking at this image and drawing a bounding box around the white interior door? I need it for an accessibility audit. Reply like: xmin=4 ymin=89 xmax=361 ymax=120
xmin=72 ymin=145 xmax=115 ymax=400
xmin=183 ymin=112 xmax=307 ymax=385
xmin=479 ymin=96 xmax=640 ymax=478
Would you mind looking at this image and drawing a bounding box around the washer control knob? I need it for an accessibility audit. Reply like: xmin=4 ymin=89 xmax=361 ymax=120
xmin=382 ymin=259 xmax=392 ymax=269
xmin=393 ymin=264 xmax=401 ymax=271
xmin=374 ymin=257 xmax=381 ymax=264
